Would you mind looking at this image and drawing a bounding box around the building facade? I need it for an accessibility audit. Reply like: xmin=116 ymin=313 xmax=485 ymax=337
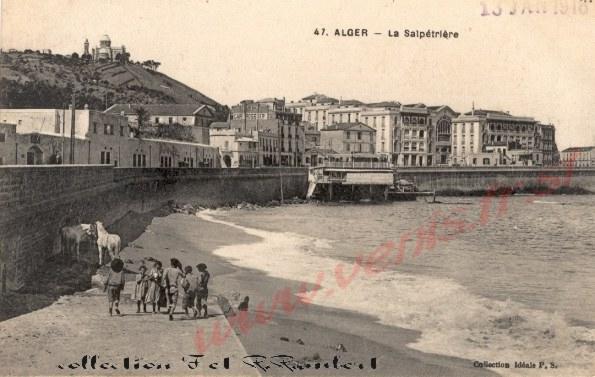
xmin=451 ymin=109 xmax=544 ymax=167
xmin=360 ymin=105 xmax=400 ymax=162
xmin=427 ymin=105 xmax=459 ymax=166
xmin=560 ymin=147 xmax=595 ymax=168
xmin=84 ymin=35 xmax=129 ymax=63
xmin=319 ymin=122 xmax=376 ymax=158
xmin=537 ymin=123 xmax=557 ymax=166
xmin=395 ymin=104 xmax=432 ymax=167
xmin=0 ymin=109 xmax=219 ymax=168
xmin=230 ymin=98 xmax=304 ymax=166
xmin=105 ymin=103 xmax=215 ymax=144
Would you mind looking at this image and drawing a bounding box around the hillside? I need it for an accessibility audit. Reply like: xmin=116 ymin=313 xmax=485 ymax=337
xmin=0 ymin=51 xmax=226 ymax=118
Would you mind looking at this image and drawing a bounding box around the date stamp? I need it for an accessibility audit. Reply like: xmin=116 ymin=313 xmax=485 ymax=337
xmin=480 ymin=0 xmax=592 ymax=16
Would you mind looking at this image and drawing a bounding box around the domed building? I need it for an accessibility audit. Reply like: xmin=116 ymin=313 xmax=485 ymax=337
xmin=85 ymin=34 xmax=129 ymax=63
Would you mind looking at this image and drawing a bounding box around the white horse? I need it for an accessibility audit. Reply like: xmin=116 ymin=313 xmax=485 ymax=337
xmin=92 ymin=221 xmax=121 ymax=265
xmin=60 ymin=224 xmax=95 ymax=261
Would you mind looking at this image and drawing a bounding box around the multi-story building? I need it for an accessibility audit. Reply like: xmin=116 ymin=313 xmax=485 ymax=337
xmin=360 ymin=104 xmax=400 ymax=162
xmin=537 ymin=123 xmax=557 ymax=166
xmin=560 ymin=146 xmax=595 ymax=168
xmin=326 ymin=102 xmax=364 ymax=126
xmin=229 ymin=98 xmax=304 ymax=166
xmin=451 ymin=109 xmax=542 ymax=166
xmin=291 ymin=94 xmax=339 ymax=130
xmin=319 ymin=122 xmax=376 ymax=159
xmin=0 ymin=108 xmax=219 ymax=167
xmin=395 ymin=104 xmax=432 ymax=167
xmin=209 ymin=123 xmax=259 ymax=168
xmin=105 ymin=103 xmax=215 ymax=144
xmin=286 ymin=93 xmax=338 ymax=119
xmin=427 ymin=105 xmax=459 ymax=166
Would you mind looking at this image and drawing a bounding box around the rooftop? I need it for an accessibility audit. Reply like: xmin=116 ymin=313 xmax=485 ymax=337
xmin=321 ymin=122 xmax=375 ymax=132
xmin=561 ymin=146 xmax=595 ymax=153
xmin=105 ymin=103 xmax=212 ymax=117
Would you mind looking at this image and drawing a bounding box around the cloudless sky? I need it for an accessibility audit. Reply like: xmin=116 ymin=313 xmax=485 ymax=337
xmin=1 ymin=0 xmax=594 ymax=149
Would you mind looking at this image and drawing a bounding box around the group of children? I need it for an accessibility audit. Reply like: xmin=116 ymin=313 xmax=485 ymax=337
xmin=105 ymin=257 xmax=210 ymax=321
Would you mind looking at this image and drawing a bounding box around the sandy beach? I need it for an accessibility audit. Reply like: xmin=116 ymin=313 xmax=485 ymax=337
xmin=0 ymin=210 xmax=496 ymax=376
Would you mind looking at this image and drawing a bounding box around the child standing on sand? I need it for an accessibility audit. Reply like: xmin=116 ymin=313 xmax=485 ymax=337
xmin=163 ymin=258 xmax=184 ymax=321
xmin=104 ymin=258 xmax=125 ymax=316
xmin=132 ymin=264 xmax=149 ymax=313
xmin=181 ymin=265 xmax=199 ymax=318
xmin=196 ymin=263 xmax=210 ymax=318
xmin=145 ymin=261 xmax=163 ymax=313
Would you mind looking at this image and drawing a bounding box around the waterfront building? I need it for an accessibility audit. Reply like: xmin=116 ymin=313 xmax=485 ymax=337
xmin=209 ymin=123 xmax=258 ymax=168
xmin=105 ymin=103 xmax=215 ymax=144
xmin=319 ymin=122 xmax=376 ymax=161
xmin=360 ymin=104 xmax=401 ymax=163
xmin=427 ymin=105 xmax=459 ymax=166
xmin=395 ymin=104 xmax=432 ymax=167
xmin=560 ymin=146 xmax=595 ymax=168
xmin=537 ymin=123 xmax=558 ymax=166
xmin=451 ymin=109 xmax=542 ymax=166
xmin=229 ymin=98 xmax=304 ymax=166
xmin=0 ymin=108 xmax=219 ymax=167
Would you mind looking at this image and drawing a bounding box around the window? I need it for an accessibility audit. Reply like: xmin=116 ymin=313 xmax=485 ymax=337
xmin=357 ymin=132 xmax=362 ymax=140
xmin=154 ymin=117 xmax=159 ymax=123
xmin=93 ymin=122 xmax=97 ymax=133
xmin=104 ymin=124 xmax=108 ymax=134
xmin=0 ymin=133 xmax=5 ymax=142
xmin=133 ymin=154 xmax=137 ymax=167
xmin=100 ymin=151 xmax=111 ymax=164
xmin=346 ymin=131 xmax=351 ymax=139
xmin=346 ymin=143 xmax=350 ymax=151
xmin=120 ymin=126 xmax=124 ymax=136
xmin=182 ymin=117 xmax=187 ymax=121
xmin=419 ymin=130 xmax=424 ymax=138
xmin=168 ymin=117 xmax=173 ymax=124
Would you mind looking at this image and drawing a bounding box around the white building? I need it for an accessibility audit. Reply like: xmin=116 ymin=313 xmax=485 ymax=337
xmin=0 ymin=108 xmax=219 ymax=168
xmin=560 ymin=146 xmax=595 ymax=168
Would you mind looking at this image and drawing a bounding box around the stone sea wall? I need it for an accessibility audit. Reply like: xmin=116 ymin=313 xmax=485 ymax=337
xmin=0 ymin=166 xmax=308 ymax=290
xmin=397 ymin=167 xmax=595 ymax=195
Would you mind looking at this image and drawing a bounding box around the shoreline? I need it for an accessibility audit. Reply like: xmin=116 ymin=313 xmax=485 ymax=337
xmin=192 ymin=210 xmax=497 ymax=376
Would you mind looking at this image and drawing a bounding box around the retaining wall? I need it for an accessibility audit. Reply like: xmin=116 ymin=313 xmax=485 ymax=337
xmin=0 ymin=166 xmax=308 ymax=290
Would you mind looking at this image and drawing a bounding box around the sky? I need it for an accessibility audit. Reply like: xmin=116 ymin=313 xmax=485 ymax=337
xmin=1 ymin=0 xmax=594 ymax=149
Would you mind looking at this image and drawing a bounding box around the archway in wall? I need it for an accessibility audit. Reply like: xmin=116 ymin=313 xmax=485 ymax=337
xmin=223 ymin=155 xmax=232 ymax=168
xmin=26 ymin=146 xmax=43 ymax=165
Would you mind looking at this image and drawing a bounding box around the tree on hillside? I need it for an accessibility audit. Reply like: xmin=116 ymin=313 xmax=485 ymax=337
xmin=141 ymin=60 xmax=161 ymax=71
xmin=134 ymin=106 xmax=149 ymax=135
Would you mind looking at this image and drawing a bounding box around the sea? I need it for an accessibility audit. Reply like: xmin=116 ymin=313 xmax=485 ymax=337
xmin=198 ymin=195 xmax=595 ymax=376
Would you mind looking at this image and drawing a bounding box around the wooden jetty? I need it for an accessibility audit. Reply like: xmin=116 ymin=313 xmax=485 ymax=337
xmin=307 ymin=162 xmax=435 ymax=202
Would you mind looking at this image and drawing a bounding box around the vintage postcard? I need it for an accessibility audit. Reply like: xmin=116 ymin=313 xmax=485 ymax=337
xmin=0 ymin=0 xmax=594 ymax=376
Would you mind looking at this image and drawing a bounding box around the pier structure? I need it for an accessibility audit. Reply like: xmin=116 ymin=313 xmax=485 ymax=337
xmin=307 ymin=161 xmax=394 ymax=201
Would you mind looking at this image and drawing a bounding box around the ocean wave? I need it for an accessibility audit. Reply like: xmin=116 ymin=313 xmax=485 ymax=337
xmin=197 ymin=210 xmax=595 ymax=376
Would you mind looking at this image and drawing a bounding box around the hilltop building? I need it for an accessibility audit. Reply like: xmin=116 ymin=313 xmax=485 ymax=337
xmin=83 ymin=35 xmax=129 ymax=63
